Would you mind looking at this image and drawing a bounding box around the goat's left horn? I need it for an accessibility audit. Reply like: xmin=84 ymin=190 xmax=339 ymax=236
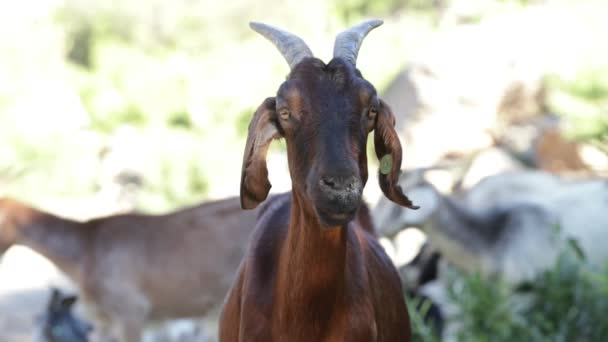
xmin=250 ymin=22 xmax=313 ymax=69
xmin=333 ymin=19 xmax=383 ymax=66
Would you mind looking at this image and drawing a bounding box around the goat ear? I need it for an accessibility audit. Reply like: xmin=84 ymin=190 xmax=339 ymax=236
xmin=48 ymin=288 xmax=62 ymax=310
xmin=240 ymin=97 xmax=280 ymax=209
xmin=61 ymin=295 xmax=78 ymax=309
xmin=373 ymin=100 xmax=419 ymax=209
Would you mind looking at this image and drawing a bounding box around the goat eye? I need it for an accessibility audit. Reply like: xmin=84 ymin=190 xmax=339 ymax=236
xmin=278 ymin=109 xmax=291 ymax=120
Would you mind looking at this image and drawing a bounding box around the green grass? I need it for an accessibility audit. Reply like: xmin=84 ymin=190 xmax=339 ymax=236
xmin=408 ymin=240 xmax=608 ymax=341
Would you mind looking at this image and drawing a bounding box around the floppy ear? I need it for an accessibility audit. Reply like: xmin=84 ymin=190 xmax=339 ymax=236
xmin=240 ymin=97 xmax=280 ymax=209
xmin=373 ymin=100 xmax=419 ymax=209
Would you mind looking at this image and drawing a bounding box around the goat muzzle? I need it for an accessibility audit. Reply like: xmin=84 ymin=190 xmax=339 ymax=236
xmin=314 ymin=175 xmax=362 ymax=227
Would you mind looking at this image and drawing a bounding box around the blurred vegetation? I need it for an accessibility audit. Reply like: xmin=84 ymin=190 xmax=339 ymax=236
xmin=546 ymin=66 xmax=608 ymax=142
xmin=0 ymin=0 xmax=606 ymax=213
xmin=541 ymin=1 xmax=608 ymax=148
xmin=408 ymin=295 xmax=441 ymax=342
xmin=408 ymin=238 xmax=608 ymax=341
xmin=0 ymin=0 xmax=429 ymax=212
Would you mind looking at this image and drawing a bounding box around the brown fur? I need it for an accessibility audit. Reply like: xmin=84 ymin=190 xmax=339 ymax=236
xmin=220 ymin=57 xmax=413 ymax=341
xmin=0 ymin=196 xmax=258 ymax=342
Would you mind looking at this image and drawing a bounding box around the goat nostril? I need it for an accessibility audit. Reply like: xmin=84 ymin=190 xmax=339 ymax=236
xmin=320 ymin=177 xmax=358 ymax=192
xmin=321 ymin=178 xmax=336 ymax=189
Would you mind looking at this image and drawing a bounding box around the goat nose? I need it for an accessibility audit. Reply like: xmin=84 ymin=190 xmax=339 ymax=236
xmin=320 ymin=176 xmax=358 ymax=192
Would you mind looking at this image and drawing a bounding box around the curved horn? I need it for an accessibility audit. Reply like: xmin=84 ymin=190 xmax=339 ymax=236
xmin=333 ymin=19 xmax=383 ymax=66
xmin=250 ymin=22 xmax=313 ymax=69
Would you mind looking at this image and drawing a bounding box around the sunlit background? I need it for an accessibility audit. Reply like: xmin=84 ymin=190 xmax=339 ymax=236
xmin=0 ymin=0 xmax=607 ymax=341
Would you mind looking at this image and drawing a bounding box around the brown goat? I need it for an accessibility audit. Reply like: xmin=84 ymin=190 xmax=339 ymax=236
xmin=219 ymin=20 xmax=418 ymax=342
xmin=0 ymin=196 xmax=257 ymax=342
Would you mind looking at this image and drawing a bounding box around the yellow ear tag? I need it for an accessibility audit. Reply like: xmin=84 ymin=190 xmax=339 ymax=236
xmin=380 ymin=154 xmax=393 ymax=175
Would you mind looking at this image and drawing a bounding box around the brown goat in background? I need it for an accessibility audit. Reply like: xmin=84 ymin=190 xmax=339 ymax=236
xmin=0 ymin=196 xmax=258 ymax=342
xmin=219 ymin=20 xmax=418 ymax=342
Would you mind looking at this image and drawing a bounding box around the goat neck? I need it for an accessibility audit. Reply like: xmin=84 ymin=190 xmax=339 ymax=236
xmin=275 ymin=190 xmax=367 ymax=334
xmin=432 ymin=194 xmax=501 ymax=250
xmin=0 ymin=199 xmax=88 ymax=281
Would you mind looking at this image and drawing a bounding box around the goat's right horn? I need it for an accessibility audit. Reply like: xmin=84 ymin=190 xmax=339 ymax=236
xmin=250 ymin=22 xmax=313 ymax=69
xmin=333 ymin=19 xmax=383 ymax=67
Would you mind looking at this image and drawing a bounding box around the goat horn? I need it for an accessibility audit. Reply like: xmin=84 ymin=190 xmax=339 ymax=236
xmin=333 ymin=19 xmax=383 ymax=66
xmin=250 ymin=22 xmax=314 ymax=69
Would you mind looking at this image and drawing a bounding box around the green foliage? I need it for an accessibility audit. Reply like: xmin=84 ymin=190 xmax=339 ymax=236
xmin=124 ymin=128 xmax=210 ymax=212
xmin=447 ymin=272 xmax=539 ymax=341
xmin=434 ymin=241 xmax=608 ymax=342
xmin=329 ymin=0 xmax=443 ymax=23
xmin=0 ymin=132 xmax=100 ymax=198
xmin=408 ymin=295 xmax=441 ymax=342
xmin=545 ymin=66 xmax=608 ymax=142
xmin=519 ymin=254 xmax=608 ymax=340
xmin=2 ymin=0 xmax=606 ymax=212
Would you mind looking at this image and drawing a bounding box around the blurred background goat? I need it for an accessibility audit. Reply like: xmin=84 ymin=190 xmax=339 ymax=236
xmin=35 ymin=288 xmax=92 ymax=342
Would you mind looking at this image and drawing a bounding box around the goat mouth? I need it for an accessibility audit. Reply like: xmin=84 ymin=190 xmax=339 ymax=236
xmin=316 ymin=207 xmax=357 ymax=227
